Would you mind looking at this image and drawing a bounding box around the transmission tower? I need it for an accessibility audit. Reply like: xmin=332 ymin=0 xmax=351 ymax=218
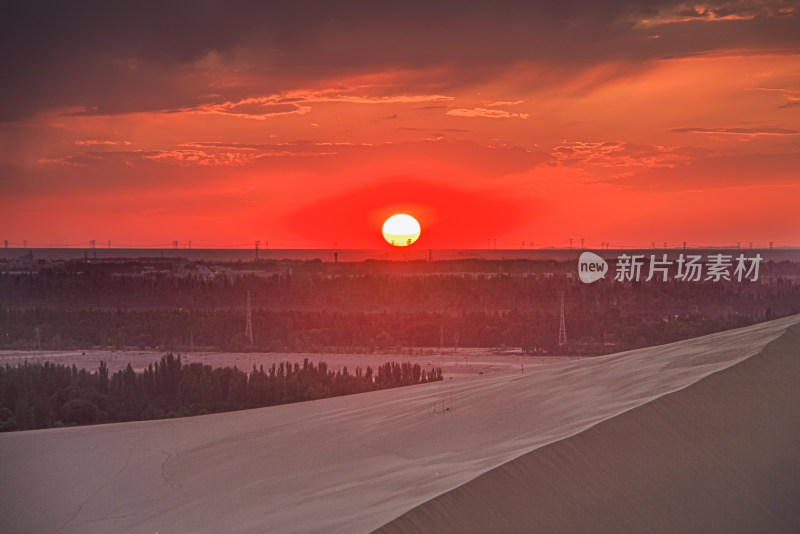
xmin=558 ymin=291 xmax=567 ymax=347
xmin=245 ymin=290 xmax=254 ymax=344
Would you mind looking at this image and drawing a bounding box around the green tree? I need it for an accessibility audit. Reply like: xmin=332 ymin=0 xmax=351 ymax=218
xmin=62 ymin=398 xmax=100 ymax=425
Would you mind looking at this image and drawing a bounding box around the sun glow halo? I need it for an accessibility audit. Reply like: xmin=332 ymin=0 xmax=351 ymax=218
xmin=382 ymin=214 xmax=421 ymax=247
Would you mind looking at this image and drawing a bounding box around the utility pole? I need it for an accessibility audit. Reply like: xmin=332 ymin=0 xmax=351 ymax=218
xmin=558 ymin=291 xmax=567 ymax=347
xmin=245 ymin=290 xmax=253 ymax=345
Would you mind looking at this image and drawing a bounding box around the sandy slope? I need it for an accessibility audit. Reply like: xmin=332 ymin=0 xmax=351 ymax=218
xmin=0 ymin=315 xmax=797 ymax=534
xmin=375 ymin=320 xmax=800 ymax=534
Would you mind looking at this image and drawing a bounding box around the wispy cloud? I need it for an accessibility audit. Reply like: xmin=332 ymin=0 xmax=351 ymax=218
xmin=751 ymin=87 xmax=800 ymax=108
xmin=38 ymin=140 xmax=381 ymax=168
xmin=74 ymin=139 xmax=132 ymax=146
xmin=551 ymin=141 xmax=692 ymax=168
xmin=142 ymin=149 xmax=271 ymax=166
xmin=198 ymin=89 xmax=454 ymax=120
xmin=39 ymin=149 xmax=270 ymax=168
xmin=38 ymin=155 xmax=103 ymax=167
xmin=397 ymin=127 xmax=472 ymax=132
xmin=446 ymin=108 xmax=529 ymax=119
xmin=485 ymin=100 xmax=525 ymax=107
xmin=639 ymin=0 xmax=797 ymax=26
xmin=198 ymin=101 xmax=311 ymax=120
xmin=672 ymin=126 xmax=800 ymax=137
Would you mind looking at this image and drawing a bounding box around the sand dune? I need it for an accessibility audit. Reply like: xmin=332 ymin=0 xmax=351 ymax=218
xmin=375 ymin=319 xmax=800 ymax=533
xmin=1 ymin=315 xmax=797 ymax=534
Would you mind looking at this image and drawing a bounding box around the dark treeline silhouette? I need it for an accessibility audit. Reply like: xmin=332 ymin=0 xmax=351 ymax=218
xmin=2 ymin=258 xmax=798 ymax=312
xmin=0 ymin=258 xmax=798 ymax=354
xmin=0 ymin=306 xmax=788 ymax=355
xmin=0 ymin=354 xmax=443 ymax=431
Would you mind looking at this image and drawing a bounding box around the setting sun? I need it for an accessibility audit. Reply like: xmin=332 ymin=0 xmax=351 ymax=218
xmin=382 ymin=214 xmax=421 ymax=247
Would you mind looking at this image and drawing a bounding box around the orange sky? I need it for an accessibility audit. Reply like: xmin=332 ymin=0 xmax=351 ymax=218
xmin=1 ymin=1 xmax=799 ymax=249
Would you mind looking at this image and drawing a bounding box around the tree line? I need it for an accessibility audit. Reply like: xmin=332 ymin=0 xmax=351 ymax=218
xmin=0 ymin=259 xmax=798 ymax=354
xmin=0 ymin=354 xmax=443 ymax=431
xmin=0 ymin=300 xmax=793 ymax=355
xmin=2 ymin=258 xmax=797 ymax=313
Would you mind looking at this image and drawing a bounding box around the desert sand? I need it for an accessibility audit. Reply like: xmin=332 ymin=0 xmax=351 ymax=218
xmin=1 ymin=315 xmax=797 ymax=533
xmin=375 ymin=317 xmax=800 ymax=533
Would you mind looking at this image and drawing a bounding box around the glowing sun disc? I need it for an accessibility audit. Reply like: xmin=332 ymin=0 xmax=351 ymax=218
xmin=382 ymin=214 xmax=421 ymax=246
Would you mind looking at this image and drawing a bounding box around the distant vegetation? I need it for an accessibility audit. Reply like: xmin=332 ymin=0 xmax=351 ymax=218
xmin=0 ymin=258 xmax=797 ymax=354
xmin=0 ymin=354 xmax=443 ymax=431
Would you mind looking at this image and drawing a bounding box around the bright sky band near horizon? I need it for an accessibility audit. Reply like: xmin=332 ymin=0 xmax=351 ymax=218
xmin=1 ymin=1 xmax=799 ymax=250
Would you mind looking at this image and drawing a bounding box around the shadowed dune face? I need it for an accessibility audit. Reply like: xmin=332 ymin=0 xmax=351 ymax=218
xmin=0 ymin=316 xmax=797 ymax=534
xmin=373 ymin=323 xmax=800 ymax=534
